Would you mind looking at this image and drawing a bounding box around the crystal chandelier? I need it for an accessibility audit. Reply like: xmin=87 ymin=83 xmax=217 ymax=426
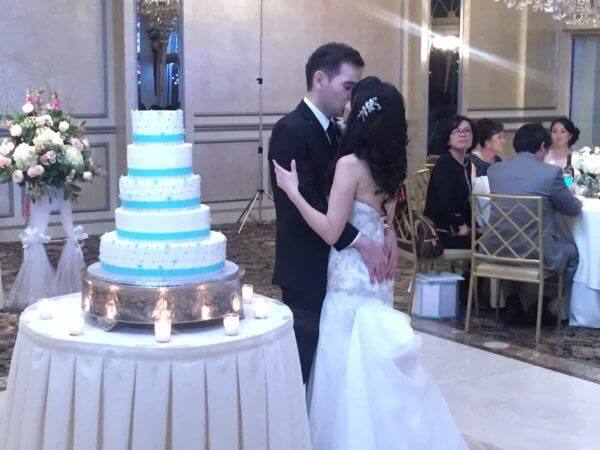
xmin=495 ymin=0 xmax=600 ymax=26
xmin=138 ymin=0 xmax=180 ymax=96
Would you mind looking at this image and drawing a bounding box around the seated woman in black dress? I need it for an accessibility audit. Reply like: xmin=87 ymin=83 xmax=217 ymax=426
xmin=424 ymin=115 xmax=477 ymax=249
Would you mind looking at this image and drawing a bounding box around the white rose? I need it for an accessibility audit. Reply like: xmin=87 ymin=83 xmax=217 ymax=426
xmin=12 ymin=169 xmax=23 ymax=183
xmin=83 ymin=171 xmax=92 ymax=181
xmin=9 ymin=124 xmax=23 ymax=137
xmin=64 ymin=145 xmax=84 ymax=169
xmin=21 ymin=102 xmax=34 ymax=114
xmin=12 ymin=143 xmax=36 ymax=169
xmin=58 ymin=121 xmax=70 ymax=133
xmin=82 ymin=138 xmax=90 ymax=149
xmin=33 ymin=128 xmax=63 ymax=150
xmin=0 ymin=139 xmax=14 ymax=156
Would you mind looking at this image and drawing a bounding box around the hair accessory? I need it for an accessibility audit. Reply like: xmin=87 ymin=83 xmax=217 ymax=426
xmin=357 ymin=97 xmax=382 ymax=122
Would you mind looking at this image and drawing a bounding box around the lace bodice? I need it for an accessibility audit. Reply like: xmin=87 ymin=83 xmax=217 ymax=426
xmin=326 ymin=201 xmax=393 ymax=302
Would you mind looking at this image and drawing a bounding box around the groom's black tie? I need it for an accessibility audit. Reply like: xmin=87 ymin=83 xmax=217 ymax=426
xmin=326 ymin=120 xmax=339 ymax=148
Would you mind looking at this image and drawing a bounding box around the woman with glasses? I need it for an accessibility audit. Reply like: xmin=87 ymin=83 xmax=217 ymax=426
xmin=424 ymin=115 xmax=477 ymax=249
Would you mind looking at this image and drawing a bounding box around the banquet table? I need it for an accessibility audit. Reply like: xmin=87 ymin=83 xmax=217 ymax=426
xmin=562 ymin=198 xmax=600 ymax=328
xmin=0 ymin=293 xmax=311 ymax=450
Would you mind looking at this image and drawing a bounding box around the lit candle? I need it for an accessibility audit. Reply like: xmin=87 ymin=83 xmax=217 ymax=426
xmin=83 ymin=294 xmax=91 ymax=313
xmin=223 ymin=313 xmax=240 ymax=336
xmin=106 ymin=301 xmax=117 ymax=320
xmin=154 ymin=314 xmax=172 ymax=343
xmin=231 ymin=294 xmax=241 ymax=313
xmin=242 ymin=284 xmax=254 ymax=303
xmin=38 ymin=298 xmax=53 ymax=320
xmin=253 ymin=296 xmax=269 ymax=319
xmin=201 ymin=304 xmax=211 ymax=318
xmin=68 ymin=313 xmax=85 ymax=336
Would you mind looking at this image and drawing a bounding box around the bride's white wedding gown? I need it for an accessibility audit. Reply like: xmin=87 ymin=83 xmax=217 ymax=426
xmin=308 ymin=201 xmax=467 ymax=450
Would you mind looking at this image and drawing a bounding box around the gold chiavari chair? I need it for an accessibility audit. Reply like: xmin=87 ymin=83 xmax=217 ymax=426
xmin=465 ymin=192 xmax=564 ymax=343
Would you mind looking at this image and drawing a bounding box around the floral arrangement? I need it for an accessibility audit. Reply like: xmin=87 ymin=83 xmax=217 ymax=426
xmin=571 ymin=146 xmax=600 ymax=198
xmin=0 ymin=89 xmax=104 ymax=201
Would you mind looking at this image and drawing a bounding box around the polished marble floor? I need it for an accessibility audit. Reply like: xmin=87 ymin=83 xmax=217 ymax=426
xmin=1 ymin=331 xmax=598 ymax=450
xmin=419 ymin=333 xmax=600 ymax=450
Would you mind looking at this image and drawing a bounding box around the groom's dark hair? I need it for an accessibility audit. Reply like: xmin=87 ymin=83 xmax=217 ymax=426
xmin=305 ymin=42 xmax=365 ymax=90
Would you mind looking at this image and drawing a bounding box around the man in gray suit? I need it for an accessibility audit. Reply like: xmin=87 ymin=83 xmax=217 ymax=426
xmin=487 ymin=123 xmax=582 ymax=320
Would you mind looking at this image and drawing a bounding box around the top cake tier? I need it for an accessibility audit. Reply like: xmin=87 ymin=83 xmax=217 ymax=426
xmin=131 ymin=110 xmax=184 ymax=144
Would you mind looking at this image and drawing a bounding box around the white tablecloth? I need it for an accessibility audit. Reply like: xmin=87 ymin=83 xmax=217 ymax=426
xmin=563 ymin=198 xmax=600 ymax=328
xmin=0 ymin=293 xmax=311 ymax=450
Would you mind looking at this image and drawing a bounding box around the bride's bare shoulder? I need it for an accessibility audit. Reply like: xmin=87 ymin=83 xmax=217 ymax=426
xmin=336 ymin=153 xmax=361 ymax=170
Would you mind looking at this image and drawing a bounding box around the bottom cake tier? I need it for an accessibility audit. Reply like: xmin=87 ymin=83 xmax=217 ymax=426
xmin=82 ymin=261 xmax=244 ymax=324
xmin=99 ymin=230 xmax=226 ymax=277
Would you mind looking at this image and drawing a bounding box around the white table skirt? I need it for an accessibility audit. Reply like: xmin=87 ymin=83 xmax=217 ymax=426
xmin=0 ymin=293 xmax=311 ymax=450
xmin=562 ymin=198 xmax=600 ymax=328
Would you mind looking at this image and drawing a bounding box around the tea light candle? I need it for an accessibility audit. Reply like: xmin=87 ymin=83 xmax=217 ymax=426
xmin=68 ymin=314 xmax=85 ymax=336
xmin=253 ymin=296 xmax=269 ymax=319
xmin=38 ymin=299 xmax=53 ymax=320
xmin=231 ymin=294 xmax=241 ymax=313
xmin=154 ymin=315 xmax=172 ymax=343
xmin=242 ymin=284 xmax=254 ymax=303
xmin=223 ymin=313 xmax=240 ymax=336
xmin=106 ymin=302 xmax=117 ymax=321
xmin=83 ymin=295 xmax=91 ymax=313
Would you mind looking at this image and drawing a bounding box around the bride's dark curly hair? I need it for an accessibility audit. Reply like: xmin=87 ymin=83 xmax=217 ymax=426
xmin=334 ymin=76 xmax=408 ymax=209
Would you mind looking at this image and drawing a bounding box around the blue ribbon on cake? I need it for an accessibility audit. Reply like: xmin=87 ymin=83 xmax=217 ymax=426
xmin=101 ymin=261 xmax=225 ymax=277
xmin=121 ymin=198 xmax=201 ymax=209
xmin=133 ymin=133 xmax=185 ymax=143
xmin=128 ymin=167 xmax=193 ymax=177
xmin=116 ymin=228 xmax=210 ymax=240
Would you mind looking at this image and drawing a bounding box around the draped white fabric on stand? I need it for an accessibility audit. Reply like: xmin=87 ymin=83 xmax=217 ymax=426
xmin=7 ymin=194 xmax=55 ymax=310
xmin=54 ymin=190 xmax=88 ymax=295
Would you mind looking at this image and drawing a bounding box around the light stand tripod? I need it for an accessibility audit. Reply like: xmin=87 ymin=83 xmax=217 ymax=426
xmin=237 ymin=0 xmax=272 ymax=234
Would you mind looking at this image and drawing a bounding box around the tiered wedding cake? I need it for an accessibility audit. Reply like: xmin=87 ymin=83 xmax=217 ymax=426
xmin=100 ymin=110 xmax=226 ymax=277
xmin=83 ymin=110 xmax=243 ymax=325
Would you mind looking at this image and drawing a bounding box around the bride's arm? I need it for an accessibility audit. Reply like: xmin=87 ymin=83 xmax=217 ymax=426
xmin=273 ymin=156 xmax=359 ymax=245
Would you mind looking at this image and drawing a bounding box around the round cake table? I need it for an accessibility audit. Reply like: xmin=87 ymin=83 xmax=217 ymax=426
xmin=0 ymin=293 xmax=311 ymax=450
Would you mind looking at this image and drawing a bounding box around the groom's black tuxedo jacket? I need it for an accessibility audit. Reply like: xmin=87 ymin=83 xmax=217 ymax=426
xmin=268 ymin=101 xmax=359 ymax=296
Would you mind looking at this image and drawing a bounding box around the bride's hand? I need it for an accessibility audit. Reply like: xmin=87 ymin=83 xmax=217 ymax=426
xmin=273 ymin=159 xmax=299 ymax=197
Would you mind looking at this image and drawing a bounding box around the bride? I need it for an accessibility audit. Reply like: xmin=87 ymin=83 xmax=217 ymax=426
xmin=273 ymin=77 xmax=467 ymax=450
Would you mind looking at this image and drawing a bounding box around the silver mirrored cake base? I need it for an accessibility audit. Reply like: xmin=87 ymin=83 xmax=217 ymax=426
xmin=82 ymin=261 xmax=244 ymax=325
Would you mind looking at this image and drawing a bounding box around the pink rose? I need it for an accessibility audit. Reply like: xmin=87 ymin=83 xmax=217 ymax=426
xmin=40 ymin=150 xmax=56 ymax=165
xmin=0 ymin=155 xmax=11 ymax=168
xmin=12 ymin=170 xmax=23 ymax=183
xmin=71 ymin=138 xmax=84 ymax=151
xmin=27 ymin=165 xmax=44 ymax=178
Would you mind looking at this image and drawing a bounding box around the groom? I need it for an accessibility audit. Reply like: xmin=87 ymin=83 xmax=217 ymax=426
xmin=268 ymin=42 xmax=399 ymax=383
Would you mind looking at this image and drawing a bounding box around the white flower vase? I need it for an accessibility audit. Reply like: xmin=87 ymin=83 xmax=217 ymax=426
xmin=7 ymin=190 xmax=56 ymax=310
xmin=53 ymin=188 xmax=88 ymax=296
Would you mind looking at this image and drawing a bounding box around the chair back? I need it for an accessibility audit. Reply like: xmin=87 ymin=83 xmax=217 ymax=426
xmin=412 ymin=169 xmax=430 ymax=214
xmin=426 ymin=154 xmax=440 ymax=165
xmin=393 ymin=185 xmax=417 ymax=262
xmin=471 ymin=192 xmax=543 ymax=272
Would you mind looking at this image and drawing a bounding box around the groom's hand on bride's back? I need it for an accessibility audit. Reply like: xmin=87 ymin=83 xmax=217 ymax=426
xmin=353 ymin=235 xmax=387 ymax=284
